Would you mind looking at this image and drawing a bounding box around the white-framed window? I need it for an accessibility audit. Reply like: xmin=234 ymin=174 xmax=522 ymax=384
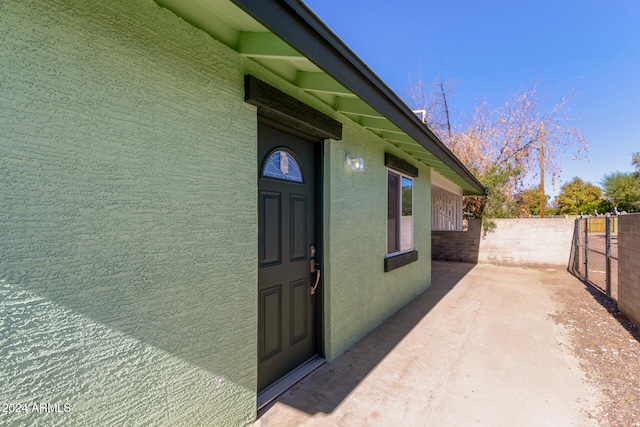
xmin=387 ymin=169 xmax=413 ymax=255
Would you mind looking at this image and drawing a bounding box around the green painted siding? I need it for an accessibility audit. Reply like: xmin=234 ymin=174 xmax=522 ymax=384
xmin=1 ymin=0 xmax=435 ymax=425
xmin=1 ymin=0 xmax=258 ymax=425
xmin=323 ymin=120 xmax=432 ymax=360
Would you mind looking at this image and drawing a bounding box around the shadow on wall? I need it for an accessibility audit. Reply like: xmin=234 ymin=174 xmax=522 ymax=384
xmin=570 ymin=276 xmax=640 ymax=345
xmin=258 ymin=261 xmax=476 ymax=417
xmin=0 ymin=5 xmax=263 ymax=424
xmin=431 ymin=219 xmax=481 ymax=264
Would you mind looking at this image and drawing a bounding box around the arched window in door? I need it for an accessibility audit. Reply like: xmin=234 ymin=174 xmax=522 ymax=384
xmin=262 ymin=149 xmax=303 ymax=183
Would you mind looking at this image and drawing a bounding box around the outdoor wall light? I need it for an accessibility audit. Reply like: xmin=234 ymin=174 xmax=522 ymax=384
xmin=345 ymin=154 xmax=364 ymax=172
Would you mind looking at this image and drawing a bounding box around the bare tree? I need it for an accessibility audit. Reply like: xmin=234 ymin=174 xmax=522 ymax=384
xmin=405 ymin=67 xmax=456 ymax=142
xmin=406 ymin=76 xmax=587 ymax=216
xmin=452 ymin=83 xmax=587 ymax=192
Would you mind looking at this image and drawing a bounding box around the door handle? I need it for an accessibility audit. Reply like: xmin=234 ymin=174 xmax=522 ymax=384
xmin=311 ymin=266 xmax=321 ymax=295
xmin=310 ymin=244 xmax=320 ymax=294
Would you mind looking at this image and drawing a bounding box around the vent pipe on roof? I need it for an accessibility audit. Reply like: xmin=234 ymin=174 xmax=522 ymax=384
xmin=412 ymin=109 xmax=427 ymax=124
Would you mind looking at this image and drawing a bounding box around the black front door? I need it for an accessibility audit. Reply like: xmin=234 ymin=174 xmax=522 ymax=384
xmin=257 ymin=123 xmax=318 ymax=392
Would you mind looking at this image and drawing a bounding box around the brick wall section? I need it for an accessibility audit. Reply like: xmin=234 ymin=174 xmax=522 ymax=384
xmin=432 ymin=218 xmax=481 ymax=263
xmin=432 ymin=218 xmax=575 ymax=267
xmin=618 ymin=214 xmax=640 ymax=327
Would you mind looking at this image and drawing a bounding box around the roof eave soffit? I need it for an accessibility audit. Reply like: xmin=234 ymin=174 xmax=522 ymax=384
xmin=153 ymin=0 xmax=484 ymax=195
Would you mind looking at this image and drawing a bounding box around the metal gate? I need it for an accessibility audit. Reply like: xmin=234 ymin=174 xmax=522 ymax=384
xmin=569 ymin=216 xmax=618 ymax=300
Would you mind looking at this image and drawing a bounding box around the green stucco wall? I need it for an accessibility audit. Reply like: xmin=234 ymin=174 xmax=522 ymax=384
xmin=1 ymin=0 xmax=434 ymax=424
xmin=1 ymin=0 xmax=258 ymax=425
xmin=322 ymin=120 xmax=432 ymax=360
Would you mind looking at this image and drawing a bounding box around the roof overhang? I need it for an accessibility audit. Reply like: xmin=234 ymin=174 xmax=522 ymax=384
xmin=432 ymin=171 xmax=464 ymax=197
xmin=154 ymin=0 xmax=486 ymax=195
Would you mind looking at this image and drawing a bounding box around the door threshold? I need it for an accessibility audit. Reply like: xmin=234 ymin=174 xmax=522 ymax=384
xmin=257 ymin=356 xmax=325 ymax=411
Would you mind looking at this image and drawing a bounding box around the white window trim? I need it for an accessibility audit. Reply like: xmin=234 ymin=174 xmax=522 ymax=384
xmin=387 ymin=168 xmax=414 ymax=256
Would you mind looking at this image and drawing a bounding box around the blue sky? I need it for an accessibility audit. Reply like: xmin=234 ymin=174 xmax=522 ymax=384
xmin=303 ymin=0 xmax=640 ymax=197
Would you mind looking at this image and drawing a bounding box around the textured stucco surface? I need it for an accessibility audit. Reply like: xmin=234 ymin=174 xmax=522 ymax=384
xmin=1 ymin=0 xmax=438 ymax=424
xmin=323 ymin=120 xmax=432 ymax=360
xmin=1 ymin=0 xmax=258 ymax=425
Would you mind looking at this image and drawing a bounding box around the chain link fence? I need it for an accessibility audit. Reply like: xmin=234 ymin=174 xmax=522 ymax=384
xmin=569 ymin=216 xmax=618 ymax=300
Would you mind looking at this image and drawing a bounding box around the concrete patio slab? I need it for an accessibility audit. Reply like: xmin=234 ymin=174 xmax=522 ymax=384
xmin=254 ymin=262 xmax=600 ymax=426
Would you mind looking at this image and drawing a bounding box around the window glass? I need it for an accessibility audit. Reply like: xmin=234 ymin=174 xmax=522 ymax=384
xmin=387 ymin=170 xmax=413 ymax=255
xmin=262 ymin=150 xmax=303 ymax=182
xmin=401 ymin=177 xmax=413 ymax=252
xmin=387 ymin=172 xmax=400 ymax=253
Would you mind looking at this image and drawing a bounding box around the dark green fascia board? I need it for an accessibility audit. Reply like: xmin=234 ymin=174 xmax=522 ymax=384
xmin=245 ymin=75 xmax=342 ymax=140
xmin=385 ymin=153 xmax=418 ymax=177
xmin=228 ymin=0 xmax=485 ymax=196
xmin=384 ymin=250 xmax=418 ymax=272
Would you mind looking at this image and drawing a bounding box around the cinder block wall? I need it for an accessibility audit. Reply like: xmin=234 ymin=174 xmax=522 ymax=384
xmin=432 ymin=218 xmax=575 ymax=267
xmin=618 ymin=214 xmax=640 ymax=327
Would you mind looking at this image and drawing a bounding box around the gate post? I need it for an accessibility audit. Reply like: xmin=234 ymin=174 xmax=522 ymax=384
xmin=605 ymin=215 xmax=612 ymax=297
xmin=584 ymin=218 xmax=589 ymax=282
xmin=572 ymin=219 xmax=580 ymax=273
